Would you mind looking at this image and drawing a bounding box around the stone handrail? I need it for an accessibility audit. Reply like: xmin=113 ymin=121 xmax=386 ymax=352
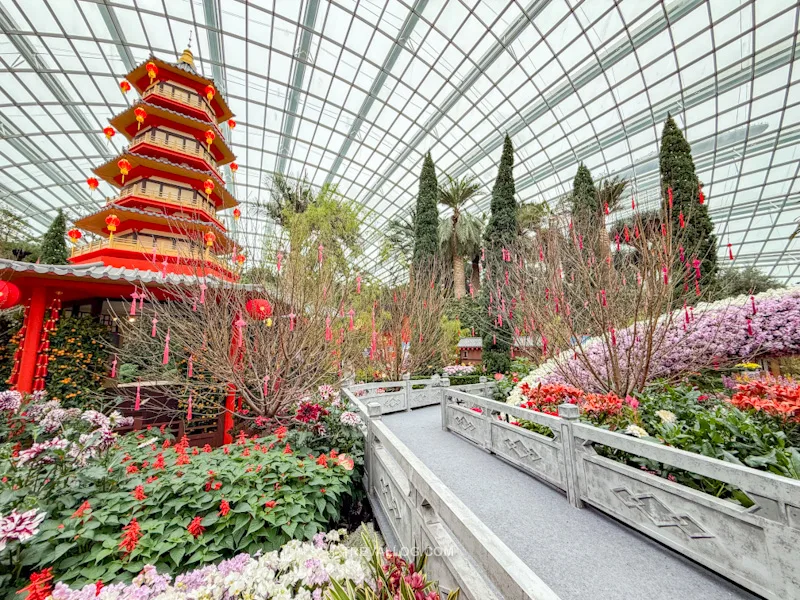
xmin=346 ymin=375 xmax=497 ymax=414
xmin=343 ymin=388 xmax=561 ymax=600
xmin=441 ymin=389 xmax=800 ymax=600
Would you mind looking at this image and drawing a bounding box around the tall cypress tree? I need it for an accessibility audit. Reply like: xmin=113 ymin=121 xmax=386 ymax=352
xmin=482 ymin=134 xmax=517 ymax=373
xmin=39 ymin=209 xmax=69 ymax=264
xmin=569 ymin=163 xmax=599 ymax=231
xmin=412 ymin=152 xmax=439 ymax=269
xmin=660 ymin=115 xmax=718 ymax=289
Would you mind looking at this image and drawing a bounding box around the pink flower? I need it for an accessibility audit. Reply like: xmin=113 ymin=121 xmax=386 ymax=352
xmin=494 ymin=373 xmax=504 ymax=381
xmin=624 ymin=396 xmax=639 ymax=409
xmin=0 ymin=509 xmax=46 ymax=551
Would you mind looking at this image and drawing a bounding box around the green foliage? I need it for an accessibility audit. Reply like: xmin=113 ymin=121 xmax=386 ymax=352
xmin=7 ymin=430 xmax=358 ymax=588
xmin=568 ymin=163 xmax=598 ymax=230
xmin=412 ymin=153 xmax=440 ymax=268
xmin=708 ymin=266 xmax=784 ymax=301
xmin=264 ymin=172 xmax=314 ymax=226
xmin=0 ymin=207 xmax=39 ymax=262
xmin=39 ymin=209 xmax=69 ymax=264
xmin=482 ymin=135 xmax=518 ymax=362
xmin=659 ymin=115 xmax=718 ymax=288
xmin=517 ymin=201 xmax=550 ymax=236
xmin=46 ymin=315 xmax=111 ymax=409
xmin=0 ymin=311 xmax=22 ymax=384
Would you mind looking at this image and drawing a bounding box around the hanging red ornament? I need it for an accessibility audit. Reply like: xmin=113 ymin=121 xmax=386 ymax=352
xmin=199 ymin=282 xmax=206 ymax=305
xmin=667 ymin=187 xmax=673 ymax=208
xmin=103 ymin=126 xmax=115 ymax=140
xmin=203 ymin=231 xmax=216 ymax=250
xmin=230 ymin=163 xmax=238 ymax=179
xmin=325 ymin=316 xmax=332 ymax=342
xmin=234 ymin=316 xmax=247 ymax=347
xmin=318 ymin=244 xmax=324 ymax=264
xmin=188 ymin=355 xmax=193 ymax=378
xmin=288 ymin=312 xmax=296 ymax=331
xmin=129 ymin=290 xmax=139 ymax=315
xmin=162 ymin=328 xmax=170 ymax=364
xmin=245 ymin=298 xmax=273 ymax=322
xmin=631 ymin=195 xmax=636 ymax=210
xmin=146 ymin=61 xmax=159 ymax=84
xmin=117 ymin=159 xmax=131 ymax=183
xmin=679 ymin=246 xmax=685 ymax=263
xmin=661 ymin=223 xmax=667 ymax=237
xmin=111 ymin=354 xmax=118 ymax=378
xmin=233 ymin=207 xmax=241 ymax=220
xmin=698 ymin=185 xmax=705 ymax=205
xmin=204 ymin=129 xmax=215 ymax=151
xmin=187 ymin=392 xmax=193 ymax=421
xmin=105 ymin=214 xmax=120 ymax=239
xmin=203 ymin=178 xmax=215 ymax=198
xmin=204 ymin=84 xmax=215 ymax=101
xmin=728 ymin=243 xmax=734 ymax=261
xmin=615 ymin=233 xmax=620 ymax=252
xmin=151 ymin=316 xmax=158 ymax=337
xmin=623 ymin=224 xmax=630 ymax=242
xmin=610 ymin=327 xmax=617 ymax=346
xmin=0 ymin=281 xmax=21 ymax=309
xmin=67 ymin=228 xmax=82 ymax=244
xmin=134 ymin=106 xmax=147 ymax=130
xmin=662 ymin=266 xmax=668 ymax=285
xmin=135 ymin=381 xmax=141 ymax=410
xmin=746 ymin=318 xmax=754 ymax=336
xmin=600 ymin=290 xmax=607 ymax=306
xmin=276 ymin=251 xmax=283 ymax=273
xmin=120 ymin=80 xmax=131 ymax=94
xmin=693 ymin=258 xmax=701 ymax=279
xmin=227 ymin=119 xmax=236 ymax=130
xmin=750 ymin=295 xmax=757 ymax=315
xmin=236 ymin=254 xmax=246 ymax=266
xmin=604 ymin=202 xmax=609 ymax=215
xmin=679 ymin=212 xmax=685 ymax=228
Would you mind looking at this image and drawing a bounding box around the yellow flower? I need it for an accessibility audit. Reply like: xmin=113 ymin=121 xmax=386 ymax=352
xmin=735 ymin=362 xmax=760 ymax=370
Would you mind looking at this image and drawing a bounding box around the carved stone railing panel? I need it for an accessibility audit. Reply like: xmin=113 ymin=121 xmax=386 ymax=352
xmin=440 ymin=389 xmax=800 ymax=600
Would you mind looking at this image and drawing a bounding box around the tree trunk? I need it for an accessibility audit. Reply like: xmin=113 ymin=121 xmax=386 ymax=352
xmin=471 ymin=256 xmax=480 ymax=294
xmin=451 ymin=211 xmax=466 ymax=298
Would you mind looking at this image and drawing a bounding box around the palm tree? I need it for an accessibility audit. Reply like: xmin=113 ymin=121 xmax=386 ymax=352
xmin=439 ymin=174 xmax=481 ymax=298
xmin=518 ymin=201 xmax=550 ymax=236
xmin=439 ymin=212 xmax=484 ymax=297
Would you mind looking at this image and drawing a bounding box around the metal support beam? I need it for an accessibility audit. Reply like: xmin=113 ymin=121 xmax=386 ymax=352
xmin=97 ymin=0 xmax=136 ymax=72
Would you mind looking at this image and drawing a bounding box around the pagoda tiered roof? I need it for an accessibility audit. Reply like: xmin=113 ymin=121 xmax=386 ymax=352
xmin=126 ymin=51 xmax=233 ymax=124
xmin=92 ymin=151 xmax=237 ymax=209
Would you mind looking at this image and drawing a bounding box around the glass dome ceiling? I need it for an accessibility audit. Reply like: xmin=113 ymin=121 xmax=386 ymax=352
xmin=1 ymin=0 xmax=799 ymax=282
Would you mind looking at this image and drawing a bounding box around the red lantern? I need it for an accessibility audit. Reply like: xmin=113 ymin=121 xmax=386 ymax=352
xmin=203 ymin=178 xmax=215 ymax=197
xmin=117 ymin=159 xmax=132 ymax=183
xmin=236 ymin=254 xmax=246 ymax=266
xmin=204 ymin=231 xmax=216 ymax=247
xmin=105 ymin=214 xmax=120 ymax=234
xmin=230 ymin=162 xmax=238 ymax=175
xmin=67 ymin=228 xmax=82 ymax=244
xmin=205 ymin=85 xmax=215 ymax=101
xmin=103 ymin=126 xmax=115 ymax=140
xmin=0 ymin=281 xmax=21 ymax=310
xmin=227 ymin=119 xmax=236 ymax=129
xmin=246 ymin=298 xmax=273 ymax=321
xmin=233 ymin=207 xmax=241 ymax=220
xmin=146 ymin=61 xmax=158 ymax=84
xmin=120 ymin=80 xmax=131 ymax=94
xmin=205 ymin=129 xmax=215 ymax=151
xmin=134 ymin=106 xmax=147 ymax=130
xmin=86 ymin=177 xmax=99 ymax=192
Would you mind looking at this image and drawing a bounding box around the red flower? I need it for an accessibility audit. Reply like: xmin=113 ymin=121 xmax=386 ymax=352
xmin=162 ymin=439 xmax=171 ymax=449
xmin=264 ymin=500 xmax=277 ymax=510
xmin=119 ymin=518 xmax=141 ymax=555
xmin=316 ymin=453 xmax=328 ymax=467
xmin=17 ymin=568 xmax=53 ymax=600
xmin=336 ymin=454 xmax=355 ymax=471
xmin=192 ymin=448 xmax=199 ymax=455
xmin=94 ymin=581 xmax=103 ymax=596
xmin=470 ymin=406 xmax=483 ymax=413
xmin=70 ymin=501 xmax=91 ymax=519
xmin=132 ymin=485 xmax=146 ymax=501
xmin=126 ymin=463 xmax=139 ymax=474
xmin=320 ymin=488 xmax=326 ymax=494
xmin=274 ymin=425 xmax=288 ymax=440
xmin=219 ymin=499 xmax=231 ymax=517
xmin=146 ymin=476 xmax=158 ymax=484
xmin=203 ymin=444 xmax=212 ymax=453
xmin=237 ymin=430 xmax=248 ymax=445
xmin=242 ymin=448 xmax=250 ymax=457
xmin=153 ymin=453 xmax=165 ymax=469
xmin=176 ymin=454 xmax=191 ymax=466
xmin=187 ymin=516 xmax=205 ymax=538
xmin=214 ymin=481 xmax=222 ymax=490
xmin=283 ymin=443 xmax=293 ymax=455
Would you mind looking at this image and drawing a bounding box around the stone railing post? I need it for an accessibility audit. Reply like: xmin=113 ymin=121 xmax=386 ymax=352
xmin=402 ymin=373 xmax=412 ymax=411
xmin=365 ymin=402 xmax=382 ymax=494
xmin=440 ymin=388 xmax=449 ymax=431
xmin=479 ymin=375 xmax=488 ymax=398
xmin=557 ymin=402 xmax=583 ymax=508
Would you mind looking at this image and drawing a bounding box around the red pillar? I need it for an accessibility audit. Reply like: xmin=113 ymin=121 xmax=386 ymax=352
xmin=16 ymin=287 xmax=47 ymax=394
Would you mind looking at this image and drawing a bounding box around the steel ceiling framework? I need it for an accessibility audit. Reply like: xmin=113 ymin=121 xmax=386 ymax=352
xmin=0 ymin=0 xmax=798 ymax=282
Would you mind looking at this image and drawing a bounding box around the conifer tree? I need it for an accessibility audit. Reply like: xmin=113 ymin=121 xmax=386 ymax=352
xmin=660 ymin=115 xmax=718 ymax=289
xmin=482 ymin=134 xmax=517 ymax=373
xmin=412 ymin=152 xmax=439 ymax=269
xmin=569 ymin=163 xmax=599 ymax=231
xmin=39 ymin=209 xmax=69 ymax=264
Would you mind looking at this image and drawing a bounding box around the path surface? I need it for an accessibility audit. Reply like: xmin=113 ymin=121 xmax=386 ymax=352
xmin=383 ymin=406 xmax=759 ymax=600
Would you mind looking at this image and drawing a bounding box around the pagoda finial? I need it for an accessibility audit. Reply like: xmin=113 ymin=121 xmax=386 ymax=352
xmin=179 ymin=31 xmax=195 ymax=69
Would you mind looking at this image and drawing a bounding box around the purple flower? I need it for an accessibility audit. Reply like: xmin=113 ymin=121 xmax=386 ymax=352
xmin=0 ymin=390 xmax=21 ymax=412
xmin=16 ymin=437 xmax=70 ymax=466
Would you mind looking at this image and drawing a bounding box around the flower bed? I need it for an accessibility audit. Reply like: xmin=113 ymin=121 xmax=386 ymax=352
xmin=0 ymin=388 xmax=364 ymax=594
xmin=442 ymin=365 xmax=475 ymax=377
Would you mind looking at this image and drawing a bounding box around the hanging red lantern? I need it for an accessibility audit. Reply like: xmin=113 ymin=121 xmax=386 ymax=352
xmin=233 ymin=207 xmax=241 ymax=220
xmin=117 ymin=159 xmax=132 ymax=183
xmin=230 ymin=162 xmax=238 ymax=177
xmin=146 ymin=61 xmax=158 ymax=84
xmin=134 ymin=106 xmax=147 ymax=130
xmin=120 ymin=80 xmax=131 ymax=94
xmin=236 ymin=254 xmax=246 ymax=266
xmin=86 ymin=177 xmax=99 ymax=192
xmin=245 ymin=298 xmax=272 ymax=321
xmin=67 ymin=228 xmax=82 ymax=244
xmin=698 ymin=184 xmax=705 ymax=204
xmin=227 ymin=119 xmax=236 ymax=130
xmin=0 ymin=281 xmax=21 ymax=310
xmin=203 ymin=178 xmax=215 ymax=198
xmin=103 ymin=126 xmax=115 ymax=140
xmin=204 ymin=231 xmax=216 ymax=248
xmin=204 ymin=129 xmax=215 ymax=151
xmin=105 ymin=213 xmax=120 ymax=234
xmin=205 ymin=85 xmax=215 ymax=101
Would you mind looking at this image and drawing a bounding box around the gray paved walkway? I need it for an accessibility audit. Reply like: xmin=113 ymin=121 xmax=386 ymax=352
xmin=383 ymin=406 xmax=759 ymax=600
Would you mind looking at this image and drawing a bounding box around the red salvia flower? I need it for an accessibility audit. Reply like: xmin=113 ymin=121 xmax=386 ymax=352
xmin=316 ymin=453 xmax=328 ymax=467
xmin=126 ymin=463 xmax=139 ymax=474
xmin=132 ymin=485 xmax=146 ymax=501
xmin=203 ymin=444 xmax=212 ymax=453
xmin=70 ymin=501 xmax=91 ymax=519
xmin=119 ymin=518 xmax=141 ymax=555
xmin=153 ymin=453 xmax=165 ymax=469
xmin=264 ymin=500 xmax=277 ymax=510
xmin=17 ymin=568 xmax=53 ymax=600
xmin=187 ymin=516 xmax=205 ymax=538
xmin=219 ymin=499 xmax=231 ymax=517
xmin=283 ymin=443 xmax=293 ymax=455
xmin=176 ymin=454 xmax=190 ymax=466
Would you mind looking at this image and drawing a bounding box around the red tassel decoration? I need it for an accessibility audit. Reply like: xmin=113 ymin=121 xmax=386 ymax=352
xmin=504 ymin=270 xmax=509 ymax=285
xmin=695 ymin=280 xmax=701 ymax=296
xmin=539 ymin=247 xmax=544 ymax=261
xmin=469 ymin=282 xmax=474 ymax=297
xmin=481 ymin=247 xmax=485 ymax=261
xmin=289 ymin=312 xmax=297 ymax=331
xmin=693 ymin=258 xmax=701 ymax=279
xmin=662 ymin=266 xmax=668 ymax=284
xmin=698 ymin=187 xmax=705 ymax=204
xmin=235 ymin=316 xmax=246 ymax=347
xmin=661 ymin=223 xmax=667 ymax=237
xmin=187 ymin=392 xmax=193 ymax=420
xmin=188 ymin=355 xmax=193 ymax=378
xmin=668 ymin=187 xmax=673 ymax=208
xmin=111 ymin=355 xmax=117 ymax=378
xmin=356 ymin=275 xmax=361 ymax=294
xmin=601 ymin=290 xmax=607 ymax=306
xmin=277 ymin=252 xmax=283 ymax=273
xmin=631 ymin=195 xmax=636 ymax=210
xmin=135 ymin=381 xmax=141 ymax=410
xmin=151 ymin=317 xmax=158 ymax=337
xmin=746 ymin=318 xmax=753 ymax=336
xmin=679 ymin=246 xmax=685 ymax=263
xmin=728 ymin=243 xmax=734 ymax=261
xmin=623 ymin=225 xmax=630 ymax=242
xmin=679 ymin=212 xmax=685 ymax=228
xmin=318 ymin=244 xmax=324 ymax=263
xmin=684 ymin=302 xmax=689 ymax=324
xmin=325 ymin=316 xmax=332 ymax=342
xmin=751 ymin=295 xmax=756 ymax=315
xmin=199 ymin=283 xmax=206 ymax=304
xmin=348 ymin=308 xmax=355 ymax=330
xmin=130 ymin=291 xmax=138 ymax=316
xmin=604 ymin=202 xmax=610 ymax=215
xmin=263 ymin=375 xmax=270 ymax=397
xmin=162 ymin=328 xmax=170 ymax=365
xmin=615 ymin=233 xmax=620 ymax=252
xmin=493 ymin=334 xmax=496 ymax=345
xmin=542 ymin=335 xmax=547 ymax=356
xmin=610 ymin=327 xmax=617 ymax=346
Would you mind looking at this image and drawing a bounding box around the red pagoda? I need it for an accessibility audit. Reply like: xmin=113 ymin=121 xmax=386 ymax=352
xmin=0 ymin=49 xmax=242 ymax=397
xmin=71 ymin=48 xmax=240 ymax=281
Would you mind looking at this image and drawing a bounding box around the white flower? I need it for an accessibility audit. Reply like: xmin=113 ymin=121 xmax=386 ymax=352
xmin=138 ymin=437 xmax=160 ymax=448
xmin=0 ymin=509 xmax=47 ymax=551
xmin=625 ymin=424 xmax=649 ymax=438
xmin=655 ymin=410 xmax=676 ymax=424
xmin=0 ymin=390 xmax=22 ymax=412
xmin=339 ymin=411 xmax=362 ymax=427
